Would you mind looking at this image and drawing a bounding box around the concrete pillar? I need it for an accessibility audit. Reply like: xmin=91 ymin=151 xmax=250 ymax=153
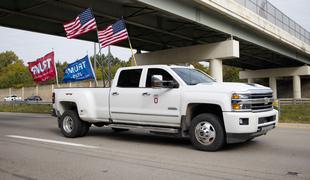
xmin=293 ymin=75 xmax=301 ymax=99
xmin=21 ymin=87 xmax=25 ymax=100
xmin=269 ymin=77 xmax=277 ymax=99
xmin=9 ymin=88 xmax=12 ymax=96
xmin=35 ymin=85 xmax=39 ymax=96
xmin=248 ymin=78 xmax=254 ymax=83
xmin=209 ymin=59 xmax=223 ymax=82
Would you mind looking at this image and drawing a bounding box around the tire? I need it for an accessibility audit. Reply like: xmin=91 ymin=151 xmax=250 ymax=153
xmin=79 ymin=122 xmax=90 ymax=137
xmin=112 ymin=128 xmax=128 ymax=132
xmin=60 ymin=110 xmax=85 ymax=138
xmin=189 ymin=113 xmax=225 ymax=151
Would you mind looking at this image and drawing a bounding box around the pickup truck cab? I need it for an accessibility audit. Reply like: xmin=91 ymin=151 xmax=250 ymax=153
xmin=53 ymin=65 xmax=278 ymax=151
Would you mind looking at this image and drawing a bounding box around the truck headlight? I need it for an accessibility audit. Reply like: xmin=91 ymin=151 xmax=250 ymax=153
xmin=231 ymin=93 xmax=251 ymax=111
xmin=232 ymin=103 xmax=240 ymax=110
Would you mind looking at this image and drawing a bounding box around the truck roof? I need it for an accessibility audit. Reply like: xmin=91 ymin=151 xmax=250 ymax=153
xmin=119 ymin=64 xmax=194 ymax=70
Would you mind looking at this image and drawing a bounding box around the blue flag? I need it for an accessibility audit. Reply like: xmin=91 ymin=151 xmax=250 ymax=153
xmin=63 ymin=55 xmax=95 ymax=83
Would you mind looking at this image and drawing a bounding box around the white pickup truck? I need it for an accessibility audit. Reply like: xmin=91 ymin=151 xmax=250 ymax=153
xmin=53 ymin=65 xmax=278 ymax=151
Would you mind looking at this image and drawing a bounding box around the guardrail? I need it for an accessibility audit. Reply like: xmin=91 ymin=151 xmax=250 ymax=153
xmin=278 ymin=98 xmax=310 ymax=105
xmin=0 ymin=101 xmax=52 ymax=105
xmin=235 ymin=0 xmax=310 ymax=45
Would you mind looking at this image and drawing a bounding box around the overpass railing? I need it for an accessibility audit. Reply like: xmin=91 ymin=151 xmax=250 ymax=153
xmin=235 ymin=0 xmax=310 ymax=45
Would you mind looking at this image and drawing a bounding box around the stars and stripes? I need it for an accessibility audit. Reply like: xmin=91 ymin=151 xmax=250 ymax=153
xmin=64 ymin=8 xmax=97 ymax=39
xmin=98 ymin=20 xmax=129 ymax=48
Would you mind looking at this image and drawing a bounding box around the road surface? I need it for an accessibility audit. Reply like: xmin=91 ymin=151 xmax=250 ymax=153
xmin=0 ymin=112 xmax=309 ymax=180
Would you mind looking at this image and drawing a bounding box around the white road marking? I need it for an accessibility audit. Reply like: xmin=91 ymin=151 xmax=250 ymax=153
xmin=6 ymin=135 xmax=99 ymax=149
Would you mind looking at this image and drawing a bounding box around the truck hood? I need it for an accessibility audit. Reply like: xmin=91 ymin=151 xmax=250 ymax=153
xmin=189 ymin=82 xmax=272 ymax=94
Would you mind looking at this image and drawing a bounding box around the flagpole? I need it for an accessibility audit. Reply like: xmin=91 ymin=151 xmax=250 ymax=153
xmin=122 ymin=17 xmax=137 ymax=66
xmin=88 ymin=54 xmax=98 ymax=86
xmin=107 ymin=46 xmax=112 ymax=87
xmin=127 ymin=37 xmax=137 ymax=66
xmin=52 ymin=49 xmax=59 ymax=88
xmin=93 ymin=42 xmax=98 ymax=87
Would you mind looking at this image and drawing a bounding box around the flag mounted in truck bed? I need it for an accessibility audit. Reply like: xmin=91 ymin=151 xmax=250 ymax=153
xmin=63 ymin=55 xmax=96 ymax=83
xmin=28 ymin=51 xmax=57 ymax=83
xmin=98 ymin=19 xmax=128 ymax=48
xmin=63 ymin=8 xmax=97 ymax=39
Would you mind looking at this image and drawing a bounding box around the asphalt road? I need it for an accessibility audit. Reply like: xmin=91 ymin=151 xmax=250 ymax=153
xmin=0 ymin=112 xmax=309 ymax=180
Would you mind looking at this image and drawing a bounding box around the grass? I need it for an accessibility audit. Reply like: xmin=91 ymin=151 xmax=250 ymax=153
xmin=279 ymin=104 xmax=310 ymax=124
xmin=0 ymin=103 xmax=52 ymax=114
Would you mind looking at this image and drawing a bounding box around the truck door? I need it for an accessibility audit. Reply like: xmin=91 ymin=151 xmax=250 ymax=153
xmin=138 ymin=68 xmax=181 ymax=127
xmin=110 ymin=68 xmax=146 ymax=124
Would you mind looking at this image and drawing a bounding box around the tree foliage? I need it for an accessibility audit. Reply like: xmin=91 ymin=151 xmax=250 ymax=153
xmin=0 ymin=53 xmax=34 ymax=88
xmin=223 ymin=65 xmax=244 ymax=82
xmin=90 ymin=53 xmax=130 ymax=82
xmin=0 ymin=51 xmax=21 ymax=70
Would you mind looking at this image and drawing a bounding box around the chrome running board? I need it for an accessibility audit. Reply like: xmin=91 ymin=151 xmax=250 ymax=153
xmin=108 ymin=124 xmax=179 ymax=134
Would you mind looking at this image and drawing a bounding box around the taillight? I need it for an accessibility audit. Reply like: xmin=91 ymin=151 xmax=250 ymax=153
xmin=52 ymin=92 xmax=55 ymax=104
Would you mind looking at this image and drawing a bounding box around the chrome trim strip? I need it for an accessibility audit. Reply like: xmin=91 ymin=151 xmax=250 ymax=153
xmin=111 ymin=111 xmax=179 ymax=117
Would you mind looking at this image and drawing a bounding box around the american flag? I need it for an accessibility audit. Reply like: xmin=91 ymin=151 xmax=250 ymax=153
xmin=64 ymin=8 xmax=97 ymax=39
xmin=98 ymin=20 xmax=128 ymax=48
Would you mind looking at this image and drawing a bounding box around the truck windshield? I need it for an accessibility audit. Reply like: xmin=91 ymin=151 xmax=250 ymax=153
xmin=172 ymin=68 xmax=215 ymax=85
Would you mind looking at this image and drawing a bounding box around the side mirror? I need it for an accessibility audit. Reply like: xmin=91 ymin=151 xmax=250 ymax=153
xmin=151 ymin=75 xmax=179 ymax=88
xmin=151 ymin=75 xmax=163 ymax=88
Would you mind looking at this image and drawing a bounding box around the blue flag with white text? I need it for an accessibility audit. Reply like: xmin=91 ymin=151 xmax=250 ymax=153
xmin=63 ymin=55 xmax=95 ymax=83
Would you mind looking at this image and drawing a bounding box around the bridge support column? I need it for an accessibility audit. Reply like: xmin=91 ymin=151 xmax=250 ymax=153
xmin=209 ymin=59 xmax=223 ymax=82
xmin=293 ymin=75 xmax=301 ymax=99
xmin=269 ymin=77 xmax=277 ymax=99
xmin=248 ymin=78 xmax=254 ymax=83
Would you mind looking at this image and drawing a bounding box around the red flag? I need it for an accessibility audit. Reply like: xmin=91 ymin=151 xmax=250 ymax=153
xmin=28 ymin=52 xmax=57 ymax=83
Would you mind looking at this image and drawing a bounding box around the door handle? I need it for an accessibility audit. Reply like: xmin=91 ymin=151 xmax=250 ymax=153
xmin=142 ymin=92 xmax=151 ymax=96
xmin=112 ymin=92 xmax=119 ymax=96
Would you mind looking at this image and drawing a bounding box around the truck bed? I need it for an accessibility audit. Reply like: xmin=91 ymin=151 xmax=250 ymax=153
xmin=54 ymin=88 xmax=110 ymax=122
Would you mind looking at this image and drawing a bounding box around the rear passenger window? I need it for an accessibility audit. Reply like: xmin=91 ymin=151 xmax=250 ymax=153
xmin=117 ymin=69 xmax=142 ymax=88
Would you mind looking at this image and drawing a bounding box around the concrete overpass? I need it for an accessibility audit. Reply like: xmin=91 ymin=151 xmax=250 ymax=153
xmin=0 ymin=0 xmax=310 ymax=97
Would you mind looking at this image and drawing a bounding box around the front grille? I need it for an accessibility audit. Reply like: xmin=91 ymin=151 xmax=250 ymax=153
xmin=249 ymin=93 xmax=273 ymax=112
xmin=249 ymin=93 xmax=273 ymax=99
xmin=252 ymin=102 xmax=273 ymax=111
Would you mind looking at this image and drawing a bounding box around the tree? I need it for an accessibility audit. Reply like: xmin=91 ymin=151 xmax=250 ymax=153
xmin=223 ymin=65 xmax=244 ymax=82
xmin=0 ymin=51 xmax=21 ymax=70
xmin=0 ymin=61 xmax=34 ymax=88
xmin=90 ymin=53 xmax=130 ymax=86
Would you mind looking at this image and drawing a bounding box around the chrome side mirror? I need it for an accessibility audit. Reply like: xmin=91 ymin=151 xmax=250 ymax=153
xmin=151 ymin=75 xmax=163 ymax=88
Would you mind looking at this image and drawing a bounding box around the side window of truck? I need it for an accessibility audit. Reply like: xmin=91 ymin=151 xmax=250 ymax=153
xmin=117 ymin=69 xmax=142 ymax=88
xmin=146 ymin=68 xmax=177 ymax=87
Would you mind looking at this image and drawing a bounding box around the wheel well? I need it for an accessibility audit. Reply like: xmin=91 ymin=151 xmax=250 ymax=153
xmin=59 ymin=101 xmax=78 ymax=115
xmin=181 ymin=103 xmax=225 ymax=136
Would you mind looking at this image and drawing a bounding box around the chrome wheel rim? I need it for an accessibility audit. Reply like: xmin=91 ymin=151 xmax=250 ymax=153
xmin=195 ymin=121 xmax=216 ymax=145
xmin=63 ymin=116 xmax=73 ymax=133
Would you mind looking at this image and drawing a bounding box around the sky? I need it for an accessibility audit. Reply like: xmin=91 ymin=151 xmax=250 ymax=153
xmin=0 ymin=0 xmax=309 ymax=64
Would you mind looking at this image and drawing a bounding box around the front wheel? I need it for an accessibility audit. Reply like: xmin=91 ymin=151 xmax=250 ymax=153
xmin=189 ymin=113 xmax=225 ymax=151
